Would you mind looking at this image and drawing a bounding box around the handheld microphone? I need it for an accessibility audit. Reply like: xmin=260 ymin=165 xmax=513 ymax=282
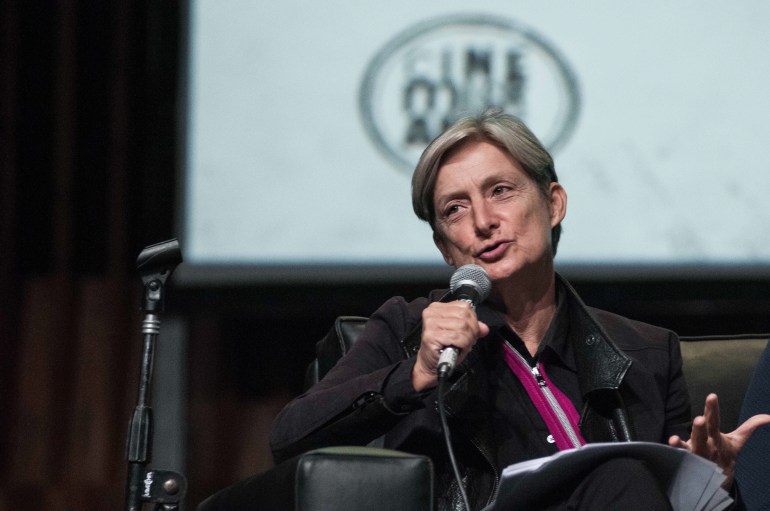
xmin=437 ymin=264 xmax=492 ymax=379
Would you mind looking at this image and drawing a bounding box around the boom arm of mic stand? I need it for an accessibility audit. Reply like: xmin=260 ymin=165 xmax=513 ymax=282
xmin=125 ymin=239 xmax=187 ymax=511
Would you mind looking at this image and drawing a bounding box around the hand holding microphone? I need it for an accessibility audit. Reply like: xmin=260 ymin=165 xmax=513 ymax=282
xmin=438 ymin=264 xmax=492 ymax=378
xmin=412 ymin=264 xmax=492 ymax=390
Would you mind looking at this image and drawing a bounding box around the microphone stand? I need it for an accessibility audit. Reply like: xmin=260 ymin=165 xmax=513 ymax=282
xmin=125 ymin=239 xmax=188 ymax=511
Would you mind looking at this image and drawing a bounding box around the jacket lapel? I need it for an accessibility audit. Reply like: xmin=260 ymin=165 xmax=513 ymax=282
xmin=557 ymin=274 xmax=633 ymax=395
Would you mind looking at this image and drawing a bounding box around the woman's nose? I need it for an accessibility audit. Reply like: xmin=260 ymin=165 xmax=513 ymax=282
xmin=473 ymin=202 xmax=498 ymax=234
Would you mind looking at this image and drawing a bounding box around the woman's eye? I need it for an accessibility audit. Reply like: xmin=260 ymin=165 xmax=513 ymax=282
xmin=493 ymin=186 xmax=509 ymax=196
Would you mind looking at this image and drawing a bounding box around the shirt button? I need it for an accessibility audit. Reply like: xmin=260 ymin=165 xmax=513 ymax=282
xmin=546 ymin=435 xmax=555 ymax=444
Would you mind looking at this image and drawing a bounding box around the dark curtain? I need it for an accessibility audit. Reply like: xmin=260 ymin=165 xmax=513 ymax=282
xmin=0 ymin=1 xmax=179 ymax=509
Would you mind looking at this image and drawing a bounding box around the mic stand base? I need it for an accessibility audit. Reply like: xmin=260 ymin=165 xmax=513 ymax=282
xmin=126 ymin=466 xmax=187 ymax=511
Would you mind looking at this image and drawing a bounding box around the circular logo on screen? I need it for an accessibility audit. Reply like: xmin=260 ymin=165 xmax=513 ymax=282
xmin=360 ymin=14 xmax=580 ymax=173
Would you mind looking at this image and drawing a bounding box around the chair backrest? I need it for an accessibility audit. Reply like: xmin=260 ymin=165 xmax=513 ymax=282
xmin=679 ymin=335 xmax=768 ymax=430
xmin=304 ymin=316 xmax=368 ymax=391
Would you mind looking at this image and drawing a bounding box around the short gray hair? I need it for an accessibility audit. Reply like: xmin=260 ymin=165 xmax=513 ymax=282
xmin=411 ymin=109 xmax=562 ymax=254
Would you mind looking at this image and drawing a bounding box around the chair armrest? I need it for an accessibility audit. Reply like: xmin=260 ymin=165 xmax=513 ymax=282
xmin=197 ymin=446 xmax=434 ymax=511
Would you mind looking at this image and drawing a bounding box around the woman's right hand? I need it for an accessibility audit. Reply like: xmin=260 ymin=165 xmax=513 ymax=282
xmin=412 ymin=301 xmax=489 ymax=391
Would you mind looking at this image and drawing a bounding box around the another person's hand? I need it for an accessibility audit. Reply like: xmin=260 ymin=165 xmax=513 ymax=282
xmin=412 ymin=301 xmax=489 ymax=391
xmin=668 ymin=393 xmax=770 ymax=488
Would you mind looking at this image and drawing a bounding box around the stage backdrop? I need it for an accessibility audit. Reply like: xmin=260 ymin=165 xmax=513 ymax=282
xmin=179 ymin=1 xmax=770 ymax=283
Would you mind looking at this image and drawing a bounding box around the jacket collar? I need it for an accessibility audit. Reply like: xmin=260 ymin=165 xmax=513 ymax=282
xmin=555 ymin=273 xmax=632 ymax=395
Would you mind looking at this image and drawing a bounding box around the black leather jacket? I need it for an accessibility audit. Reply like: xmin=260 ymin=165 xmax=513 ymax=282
xmin=270 ymin=274 xmax=692 ymax=510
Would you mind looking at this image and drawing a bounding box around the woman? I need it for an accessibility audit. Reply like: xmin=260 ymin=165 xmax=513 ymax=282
xmin=270 ymin=110 xmax=770 ymax=510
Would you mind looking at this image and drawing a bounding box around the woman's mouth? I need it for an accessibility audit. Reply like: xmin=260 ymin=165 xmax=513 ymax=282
xmin=477 ymin=241 xmax=509 ymax=262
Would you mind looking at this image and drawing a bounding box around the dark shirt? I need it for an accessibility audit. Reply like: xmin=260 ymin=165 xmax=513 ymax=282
xmin=478 ymin=282 xmax=585 ymax=469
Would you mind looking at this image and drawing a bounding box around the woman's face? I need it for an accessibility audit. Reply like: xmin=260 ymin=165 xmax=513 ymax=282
xmin=432 ymin=140 xmax=566 ymax=284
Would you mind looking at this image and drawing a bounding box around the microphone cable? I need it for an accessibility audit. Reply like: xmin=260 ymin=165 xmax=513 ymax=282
xmin=438 ymin=373 xmax=471 ymax=511
xmin=435 ymin=264 xmax=490 ymax=511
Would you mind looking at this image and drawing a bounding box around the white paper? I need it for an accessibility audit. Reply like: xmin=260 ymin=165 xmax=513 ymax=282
xmin=488 ymin=442 xmax=731 ymax=511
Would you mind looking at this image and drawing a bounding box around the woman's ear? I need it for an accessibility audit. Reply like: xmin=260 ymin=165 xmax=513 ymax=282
xmin=549 ymin=182 xmax=567 ymax=228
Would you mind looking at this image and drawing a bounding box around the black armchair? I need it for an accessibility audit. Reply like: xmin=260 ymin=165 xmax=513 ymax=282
xmin=199 ymin=317 xmax=770 ymax=511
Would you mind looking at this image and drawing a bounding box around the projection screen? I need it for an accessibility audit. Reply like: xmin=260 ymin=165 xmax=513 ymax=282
xmin=178 ymin=1 xmax=770 ymax=283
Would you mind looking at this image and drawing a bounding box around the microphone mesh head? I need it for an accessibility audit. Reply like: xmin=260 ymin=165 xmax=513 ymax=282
xmin=450 ymin=264 xmax=492 ymax=302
